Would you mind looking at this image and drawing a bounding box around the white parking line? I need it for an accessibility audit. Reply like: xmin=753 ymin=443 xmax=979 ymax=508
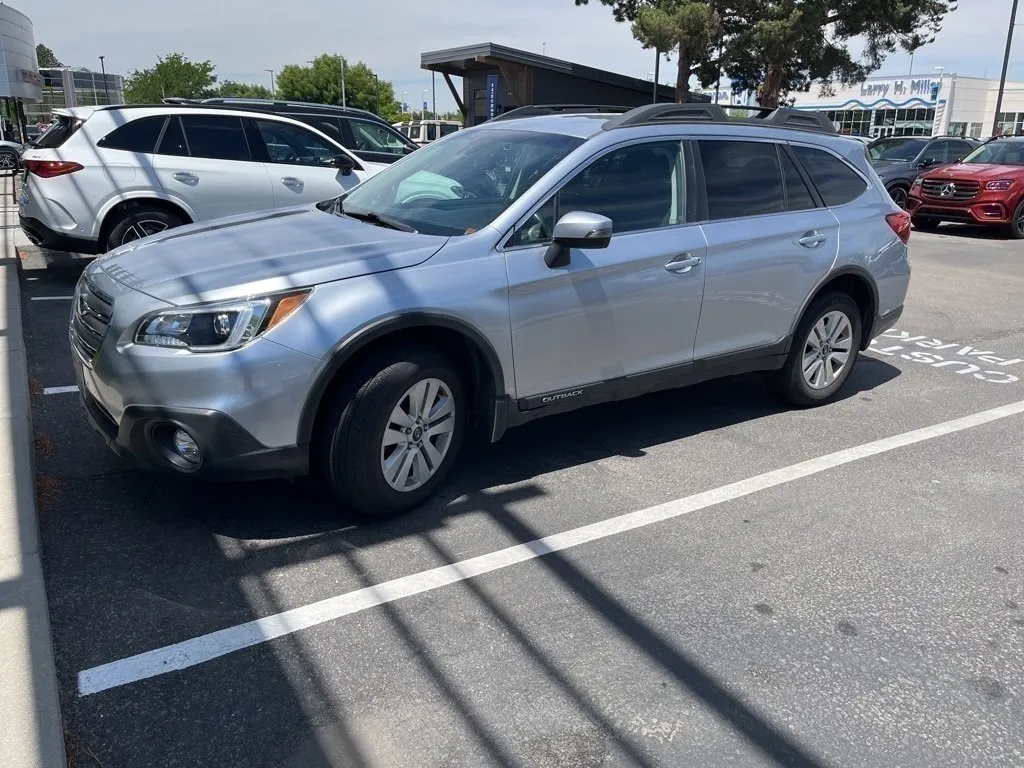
xmin=30 ymin=296 xmax=73 ymax=301
xmin=76 ymin=397 xmax=1024 ymax=697
xmin=43 ymin=385 xmax=79 ymax=395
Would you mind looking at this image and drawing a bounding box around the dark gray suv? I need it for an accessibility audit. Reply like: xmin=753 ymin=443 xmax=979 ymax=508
xmin=869 ymin=135 xmax=979 ymax=208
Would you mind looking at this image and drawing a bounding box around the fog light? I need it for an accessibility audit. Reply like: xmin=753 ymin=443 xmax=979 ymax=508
xmin=172 ymin=429 xmax=201 ymax=464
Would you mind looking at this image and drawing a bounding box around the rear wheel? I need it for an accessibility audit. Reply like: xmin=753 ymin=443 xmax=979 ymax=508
xmin=1006 ymin=200 xmax=1024 ymax=240
xmin=912 ymin=215 xmax=941 ymax=232
xmin=770 ymin=293 xmax=863 ymax=407
xmin=887 ymin=183 xmax=910 ymax=209
xmin=0 ymin=148 xmax=17 ymax=172
xmin=105 ymin=207 xmax=185 ymax=251
xmin=317 ymin=348 xmax=466 ymax=519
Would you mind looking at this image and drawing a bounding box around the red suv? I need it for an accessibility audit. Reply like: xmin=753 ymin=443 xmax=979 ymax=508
xmin=907 ymin=136 xmax=1024 ymax=238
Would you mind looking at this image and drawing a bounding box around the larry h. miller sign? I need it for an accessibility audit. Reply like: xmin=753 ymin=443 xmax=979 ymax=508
xmin=861 ymin=78 xmax=940 ymax=101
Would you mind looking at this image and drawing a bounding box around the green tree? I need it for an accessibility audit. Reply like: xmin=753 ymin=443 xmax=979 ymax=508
xmin=123 ymin=53 xmax=218 ymax=103
xmin=631 ymin=2 xmax=721 ymax=102
xmin=276 ymin=55 xmax=400 ymax=120
xmin=36 ymin=43 xmax=62 ymax=68
xmin=218 ymin=81 xmax=274 ymax=99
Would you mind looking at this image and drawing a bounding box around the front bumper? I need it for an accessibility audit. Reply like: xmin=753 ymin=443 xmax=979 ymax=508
xmin=906 ymin=191 xmax=1017 ymax=226
xmin=79 ymin=382 xmax=309 ymax=480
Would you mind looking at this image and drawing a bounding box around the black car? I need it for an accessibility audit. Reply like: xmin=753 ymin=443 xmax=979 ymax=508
xmin=868 ymin=135 xmax=979 ymax=208
xmin=183 ymin=98 xmax=419 ymax=165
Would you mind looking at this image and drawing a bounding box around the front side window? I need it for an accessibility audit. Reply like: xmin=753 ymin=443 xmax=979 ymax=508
xmin=349 ymin=120 xmax=411 ymax=155
xmin=962 ymin=141 xmax=1024 ymax=166
xmin=97 ymin=116 xmax=166 ymax=153
xmin=441 ymin=123 xmax=460 ymax=137
xmin=180 ymin=115 xmax=251 ymax=161
xmin=792 ymin=146 xmax=868 ymax=207
xmin=699 ymin=140 xmax=785 ymax=220
xmin=340 ymin=128 xmax=583 ymax=236
xmin=255 ymin=119 xmax=339 ymax=166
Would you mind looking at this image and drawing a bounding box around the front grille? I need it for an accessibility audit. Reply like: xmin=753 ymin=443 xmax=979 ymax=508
xmin=921 ymin=178 xmax=981 ymax=201
xmin=71 ymin=273 xmax=113 ymax=364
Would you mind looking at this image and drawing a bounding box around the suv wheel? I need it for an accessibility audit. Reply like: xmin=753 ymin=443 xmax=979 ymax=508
xmin=106 ymin=207 xmax=184 ymax=251
xmin=887 ymin=183 xmax=909 ymax=209
xmin=1007 ymin=200 xmax=1024 ymax=240
xmin=318 ymin=348 xmax=466 ymax=518
xmin=912 ymin=215 xmax=941 ymax=232
xmin=770 ymin=293 xmax=862 ymax=407
xmin=0 ymin=148 xmax=17 ymax=172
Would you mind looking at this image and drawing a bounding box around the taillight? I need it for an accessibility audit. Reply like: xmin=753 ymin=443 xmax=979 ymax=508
xmin=23 ymin=160 xmax=84 ymax=179
xmin=886 ymin=211 xmax=911 ymax=244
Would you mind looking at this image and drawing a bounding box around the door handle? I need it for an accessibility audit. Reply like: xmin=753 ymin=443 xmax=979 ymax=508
xmin=172 ymin=171 xmax=198 ymax=183
xmin=798 ymin=231 xmax=827 ymax=248
xmin=664 ymin=254 xmax=703 ymax=274
xmin=281 ymin=176 xmax=304 ymax=188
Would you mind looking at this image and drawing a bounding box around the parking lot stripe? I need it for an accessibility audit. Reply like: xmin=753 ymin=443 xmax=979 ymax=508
xmin=76 ymin=397 xmax=1024 ymax=697
xmin=43 ymin=385 xmax=79 ymax=395
xmin=30 ymin=296 xmax=73 ymax=301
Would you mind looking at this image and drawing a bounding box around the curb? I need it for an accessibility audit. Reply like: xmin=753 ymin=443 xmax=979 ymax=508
xmin=0 ymin=208 xmax=67 ymax=766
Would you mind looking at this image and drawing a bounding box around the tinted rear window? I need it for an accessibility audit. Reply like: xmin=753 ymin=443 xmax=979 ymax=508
xmin=33 ymin=116 xmax=83 ymax=149
xmin=97 ymin=116 xmax=166 ymax=152
xmin=699 ymin=140 xmax=785 ymax=220
xmin=793 ymin=146 xmax=868 ymax=207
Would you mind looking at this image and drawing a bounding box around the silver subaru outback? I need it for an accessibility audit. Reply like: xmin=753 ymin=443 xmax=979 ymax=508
xmin=71 ymin=103 xmax=910 ymax=518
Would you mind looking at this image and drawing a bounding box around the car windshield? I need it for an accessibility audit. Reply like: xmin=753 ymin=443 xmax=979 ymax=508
xmin=339 ymin=128 xmax=584 ymax=236
xmin=868 ymin=138 xmax=929 ymax=161
xmin=961 ymin=140 xmax=1024 ymax=166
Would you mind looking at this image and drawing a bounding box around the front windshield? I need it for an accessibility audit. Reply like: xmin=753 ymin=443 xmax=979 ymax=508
xmin=869 ymin=138 xmax=929 ymax=161
xmin=341 ymin=128 xmax=584 ymax=236
xmin=961 ymin=140 xmax=1024 ymax=166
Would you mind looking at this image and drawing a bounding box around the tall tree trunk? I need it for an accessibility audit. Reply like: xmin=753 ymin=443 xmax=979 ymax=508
xmin=675 ymin=39 xmax=692 ymax=103
xmin=759 ymin=60 xmax=784 ymax=108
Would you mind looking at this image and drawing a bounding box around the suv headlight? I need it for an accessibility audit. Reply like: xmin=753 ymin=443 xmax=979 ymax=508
xmin=985 ymin=179 xmax=1016 ymax=191
xmin=912 ymin=177 xmax=923 ymax=187
xmin=134 ymin=290 xmax=310 ymax=352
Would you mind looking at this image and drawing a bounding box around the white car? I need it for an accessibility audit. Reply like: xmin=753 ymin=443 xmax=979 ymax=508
xmin=19 ymin=104 xmax=386 ymax=254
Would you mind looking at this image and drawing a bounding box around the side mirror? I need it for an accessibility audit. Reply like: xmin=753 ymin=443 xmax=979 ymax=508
xmin=330 ymin=154 xmax=356 ymax=175
xmin=917 ymin=157 xmax=938 ymax=168
xmin=543 ymin=211 xmax=613 ymax=268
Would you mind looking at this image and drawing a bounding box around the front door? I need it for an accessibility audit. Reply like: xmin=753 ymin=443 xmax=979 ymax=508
xmin=505 ymin=139 xmax=707 ymax=399
xmin=249 ymin=117 xmax=364 ymax=206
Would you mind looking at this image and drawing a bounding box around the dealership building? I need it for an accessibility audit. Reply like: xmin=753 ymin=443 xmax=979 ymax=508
xmin=24 ymin=67 xmax=124 ymax=125
xmin=790 ymin=72 xmax=1024 ymax=139
xmin=0 ymin=4 xmax=41 ymax=142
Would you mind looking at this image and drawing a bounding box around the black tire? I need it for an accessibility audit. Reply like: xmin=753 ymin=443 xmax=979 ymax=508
xmin=912 ymin=215 xmax=941 ymax=232
xmin=769 ymin=292 xmax=863 ymax=407
xmin=1006 ymin=199 xmax=1024 ymax=240
xmin=0 ymin=148 xmax=18 ymax=173
xmin=316 ymin=347 xmax=466 ymax=519
xmin=105 ymin=207 xmax=185 ymax=251
xmin=887 ymin=183 xmax=910 ymax=210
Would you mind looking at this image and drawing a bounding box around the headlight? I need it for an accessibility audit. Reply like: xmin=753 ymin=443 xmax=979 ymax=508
xmin=912 ymin=177 xmax=923 ymax=187
xmin=985 ymin=179 xmax=1015 ymax=191
xmin=134 ymin=290 xmax=310 ymax=351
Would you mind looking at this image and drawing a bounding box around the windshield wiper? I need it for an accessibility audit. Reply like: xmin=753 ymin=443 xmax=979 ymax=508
xmin=339 ymin=203 xmax=416 ymax=233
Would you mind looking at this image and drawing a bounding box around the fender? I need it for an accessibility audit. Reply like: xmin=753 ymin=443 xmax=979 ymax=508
xmin=296 ymin=312 xmax=509 ymax=446
xmin=786 ymin=265 xmax=880 ymax=352
xmin=93 ymin=192 xmax=198 ymax=240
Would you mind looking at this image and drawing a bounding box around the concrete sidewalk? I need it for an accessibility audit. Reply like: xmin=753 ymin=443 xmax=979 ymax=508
xmin=0 ymin=177 xmax=66 ymax=767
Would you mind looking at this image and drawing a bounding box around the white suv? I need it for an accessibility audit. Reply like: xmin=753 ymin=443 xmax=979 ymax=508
xmin=19 ymin=104 xmax=386 ymax=254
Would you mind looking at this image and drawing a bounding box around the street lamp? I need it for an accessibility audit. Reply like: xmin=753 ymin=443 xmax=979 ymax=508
xmin=422 ymin=89 xmax=429 ymax=118
xmin=402 ymin=90 xmax=408 ymax=117
xmin=265 ymin=69 xmax=276 ymax=98
xmin=993 ymin=0 xmax=1020 ymax=137
xmin=98 ymin=55 xmax=111 ymax=104
xmin=373 ymin=73 xmax=380 ymax=115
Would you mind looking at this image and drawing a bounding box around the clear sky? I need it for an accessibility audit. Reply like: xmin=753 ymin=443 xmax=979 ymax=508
xmin=23 ymin=0 xmax=1024 ymax=112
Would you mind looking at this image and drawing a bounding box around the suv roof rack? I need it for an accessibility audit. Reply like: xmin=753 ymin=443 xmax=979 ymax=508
xmin=490 ymin=104 xmax=632 ymax=122
xmin=601 ymin=103 xmax=837 ymax=135
xmin=103 ymin=100 xmax=390 ymax=124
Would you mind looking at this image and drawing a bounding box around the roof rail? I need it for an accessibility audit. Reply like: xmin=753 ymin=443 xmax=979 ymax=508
xmin=601 ymin=103 xmax=837 ymax=135
xmin=490 ymin=104 xmax=632 ymax=122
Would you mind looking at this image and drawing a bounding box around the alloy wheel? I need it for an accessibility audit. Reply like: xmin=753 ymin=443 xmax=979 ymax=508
xmin=0 ymin=153 xmax=15 ymax=170
xmin=889 ymin=186 xmax=908 ymax=209
xmin=380 ymin=377 xmax=456 ymax=492
xmin=801 ymin=311 xmax=853 ymax=390
xmin=119 ymin=219 xmax=169 ymax=245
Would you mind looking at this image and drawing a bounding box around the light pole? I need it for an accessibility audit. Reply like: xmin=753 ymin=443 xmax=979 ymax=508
xmin=422 ymin=89 xmax=429 ymax=119
xmin=265 ymin=69 xmax=276 ymax=98
xmin=432 ymin=71 xmax=436 ymax=118
xmin=98 ymin=56 xmax=110 ymax=104
xmin=373 ymin=73 xmax=380 ymax=115
xmin=402 ymin=90 xmax=408 ymax=118
xmin=652 ymin=48 xmax=660 ymax=103
xmin=993 ymin=0 xmax=1020 ymax=137
xmin=542 ymin=42 xmax=547 ymax=56
xmin=340 ymin=56 xmax=347 ymax=108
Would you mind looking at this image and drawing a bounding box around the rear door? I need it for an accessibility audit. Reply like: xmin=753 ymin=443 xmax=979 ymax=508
xmin=151 ymin=114 xmax=274 ymax=221
xmin=693 ymin=138 xmax=840 ymax=360
xmin=249 ymin=117 xmax=364 ymax=206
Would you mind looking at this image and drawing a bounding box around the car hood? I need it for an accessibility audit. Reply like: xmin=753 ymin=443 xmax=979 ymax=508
xmin=926 ymin=163 xmax=1024 ymax=180
xmin=96 ymin=206 xmax=449 ymax=306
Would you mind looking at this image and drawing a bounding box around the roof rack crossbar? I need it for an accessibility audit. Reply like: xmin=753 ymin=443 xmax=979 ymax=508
xmin=601 ymin=103 xmax=837 ymax=135
xmin=490 ymin=104 xmax=632 ymax=122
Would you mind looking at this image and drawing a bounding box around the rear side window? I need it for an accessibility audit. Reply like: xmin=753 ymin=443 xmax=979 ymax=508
xmin=780 ymin=150 xmax=817 ymax=211
xmin=290 ymin=114 xmax=346 ymax=145
xmin=33 ymin=115 xmax=83 ymax=149
xmin=156 ymin=116 xmax=189 ymax=156
xmin=792 ymin=146 xmax=868 ymax=207
xmin=427 ymin=124 xmax=437 ymax=141
xmin=180 ymin=115 xmax=251 ymax=161
xmin=441 ymin=123 xmax=459 ymax=137
xmin=97 ymin=116 xmax=166 ymax=152
xmin=699 ymin=140 xmax=785 ymax=220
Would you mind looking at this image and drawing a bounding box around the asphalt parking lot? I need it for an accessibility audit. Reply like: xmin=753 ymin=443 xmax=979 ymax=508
xmin=18 ymin=225 xmax=1024 ymax=767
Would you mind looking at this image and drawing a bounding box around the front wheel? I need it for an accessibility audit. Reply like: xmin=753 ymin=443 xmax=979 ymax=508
xmin=0 ymin=148 xmax=17 ymax=172
xmin=887 ymin=183 xmax=910 ymax=209
xmin=317 ymin=348 xmax=466 ymax=518
xmin=1006 ymin=199 xmax=1024 ymax=240
xmin=770 ymin=293 xmax=863 ymax=407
